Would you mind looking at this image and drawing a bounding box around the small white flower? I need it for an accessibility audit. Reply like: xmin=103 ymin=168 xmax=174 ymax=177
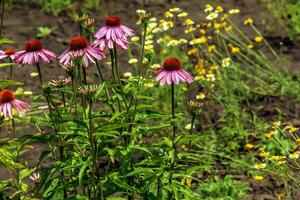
xmin=29 ymin=172 xmax=40 ymax=182
xmin=128 ymin=58 xmax=138 ymax=64
xmin=123 ymin=72 xmax=132 ymax=78
xmin=185 ymin=123 xmax=192 ymax=130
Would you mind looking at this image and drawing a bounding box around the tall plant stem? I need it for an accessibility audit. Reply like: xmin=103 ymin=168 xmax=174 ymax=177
xmin=168 ymin=83 xmax=176 ymax=197
xmin=185 ymin=113 xmax=196 ymax=173
xmin=109 ymin=49 xmax=121 ymax=111
xmin=88 ymin=100 xmax=104 ymax=200
xmin=138 ymin=23 xmax=147 ymax=77
xmin=8 ymin=58 xmax=12 ymax=80
xmin=96 ymin=60 xmax=115 ymax=113
xmin=0 ymin=0 xmax=4 ymax=37
xmin=113 ymin=44 xmax=128 ymax=110
xmin=36 ymin=63 xmax=43 ymax=86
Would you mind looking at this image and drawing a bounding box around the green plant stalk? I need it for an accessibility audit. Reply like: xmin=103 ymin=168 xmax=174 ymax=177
xmin=109 ymin=48 xmax=121 ymax=111
xmin=95 ymin=61 xmax=115 ymax=113
xmin=36 ymin=63 xmax=43 ymax=86
xmin=168 ymin=83 xmax=176 ymax=197
xmin=138 ymin=23 xmax=147 ymax=77
xmin=88 ymin=100 xmax=104 ymax=200
xmin=113 ymin=44 xmax=128 ymax=111
xmin=71 ymin=76 xmax=79 ymax=119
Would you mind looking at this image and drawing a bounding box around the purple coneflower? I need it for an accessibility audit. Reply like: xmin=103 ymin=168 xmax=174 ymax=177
xmin=59 ymin=36 xmax=105 ymax=67
xmin=93 ymin=16 xmax=134 ymax=50
xmin=154 ymin=58 xmax=193 ymax=86
xmin=13 ymin=39 xmax=56 ymax=65
xmin=0 ymin=49 xmax=16 ymax=60
xmin=0 ymin=89 xmax=30 ymax=118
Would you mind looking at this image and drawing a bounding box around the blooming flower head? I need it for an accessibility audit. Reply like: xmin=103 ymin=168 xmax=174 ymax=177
xmin=13 ymin=39 xmax=56 ymax=65
xmin=93 ymin=16 xmax=134 ymax=50
xmin=153 ymin=58 xmax=193 ymax=86
xmin=0 ymin=88 xmax=30 ymax=118
xmin=59 ymin=36 xmax=105 ymax=67
xmin=0 ymin=49 xmax=16 ymax=60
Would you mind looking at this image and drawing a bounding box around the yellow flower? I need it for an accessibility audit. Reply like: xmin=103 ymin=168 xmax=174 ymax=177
xmin=254 ymin=163 xmax=266 ymax=169
xmin=136 ymin=9 xmax=146 ymax=15
xmin=199 ymin=29 xmax=206 ymax=35
xmin=204 ymin=4 xmax=214 ymax=12
xmin=179 ymin=38 xmax=188 ymax=44
xmin=152 ymin=27 xmax=162 ymax=33
xmin=289 ymin=151 xmax=299 ymax=159
xmin=183 ymin=19 xmax=194 ymax=26
xmin=244 ymin=17 xmax=253 ymax=26
xmin=247 ymin=44 xmax=254 ymax=49
xmin=167 ymin=40 xmax=180 ymax=47
xmin=221 ymin=14 xmax=228 ymax=21
xmin=150 ymin=64 xmax=161 ymax=69
xmin=224 ymin=26 xmax=232 ymax=32
xmin=189 ymin=36 xmax=207 ymax=45
xmin=145 ymin=40 xmax=153 ymax=45
xmin=229 ymin=9 xmax=240 ymax=14
xmin=276 ymin=160 xmax=286 ymax=165
xmin=131 ymin=36 xmax=140 ymax=42
xmin=123 ymin=72 xmax=132 ymax=78
xmin=145 ymin=45 xmax=154 ymax=51
xmin=270 ymin=155 xmax=286 ymax=161
xmin=196 ymin=92 xmax=206 ymax=100
xmin=177 ymin=12 xmax=188 ymax=18
xmin=165 ymin=11 xmax=174 ymax=18
xmin=221 ymin=58 xmax=231 ymax=67
xmin=254 ymin=175 xmax=264 ymax=181
xmin=206 ymin=12 xmax=218 ymax=20
xmin=208 ymin=45 xmax=216 ymax=52
xmin=169 ymin=7 xmax=181 ymax=13
xmin=230 ymin=46 xmax=240 ymax=54
xmin=272 ymin=121 xmax=281 ymax=128
xmin=216 ymin=6 xmax=224 ymax=13
xmin=210 ymin=64 xmax=219 ymax=71
xmin=186 ymin=178 xmax=192 ymax=188
xmin=185 ymin=26 xmax=196 ymax=33
xmin=187 ymin=48 xmax=198 ymax=56
xmin=254 ymin=36 xmax=263 ymax=43
xmin=128 ymin=58 xmax=138 ymax=64
xmin=30 ymin=72 xmax=39 ymax=77
xmin=245 ymin=143 xmax=254 ymax=150
xmin=214 ymin=23 xmax=222 ymax=30
xmin=258 ymin=147 xmax=265 ymax=152
xmin=258 ymin=152 xmax=269 ymax=158
xmin=185 ymin=123 xmax=192 ymax=130
xmin=265 ymin=130 xmax=275 ymax=138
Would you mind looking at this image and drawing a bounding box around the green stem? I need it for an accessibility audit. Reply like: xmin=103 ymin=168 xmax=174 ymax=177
xmin=138 ymin=23 xmax=147 ymax=77
xmin=36 ymin=63 xmax=43 ymax=86
xmin=168 ymin=83 xmax=176 ymax=198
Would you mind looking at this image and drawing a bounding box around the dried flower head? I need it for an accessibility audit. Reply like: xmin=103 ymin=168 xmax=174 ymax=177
xmin=49 ymin=77 xmax=71 ymax=87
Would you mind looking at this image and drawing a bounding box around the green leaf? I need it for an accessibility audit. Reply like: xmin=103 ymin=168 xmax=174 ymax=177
xmin=0 ymin=80 xmax=24 ymax=88
xmin=79 ymin=160 xmax=91 ymax=187
xmin=0 ymin=37 xmax=14 ymax=44
xmin=0 ymin=63 xmax=15 ymax=69
xmin=19 ymin=168 xmax=36 ymax=183
xmin=130 ymin=145 xmax=152 ymax=155
xmin=107 ymin=198 xmax=127 ymax=200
